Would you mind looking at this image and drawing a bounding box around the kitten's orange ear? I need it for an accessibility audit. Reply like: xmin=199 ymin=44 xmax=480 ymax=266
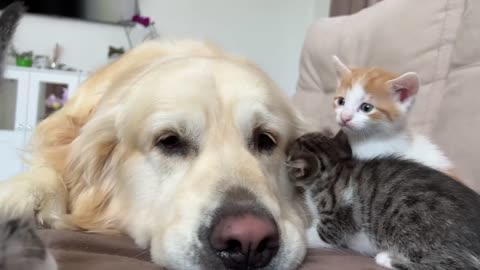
xmin=332 ymin=55 xmax=351 ymax=81
xmin=387 ymin=72 xmax=420 ymax=104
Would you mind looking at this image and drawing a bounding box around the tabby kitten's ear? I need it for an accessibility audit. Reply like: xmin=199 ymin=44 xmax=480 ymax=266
xmin=386 ymin=72 xmax=420 ymax=111
xmin=286 ymin=153 xmax=320 ymax=182
xmin=333 ymin=130 xmax=352 ymax=160
xmin=332 ymin=55 xmax=352 ymax=84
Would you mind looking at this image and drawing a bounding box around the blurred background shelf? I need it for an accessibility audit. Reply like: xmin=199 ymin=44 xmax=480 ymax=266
xmin=0 ymin=66 xmax=87 ymax=180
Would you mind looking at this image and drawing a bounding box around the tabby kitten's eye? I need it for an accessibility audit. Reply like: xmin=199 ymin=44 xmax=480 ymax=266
xmin=359 ymin=103 xmax=374 ymax=113
xmin=336 ymin=97 xmax=345 ymax=106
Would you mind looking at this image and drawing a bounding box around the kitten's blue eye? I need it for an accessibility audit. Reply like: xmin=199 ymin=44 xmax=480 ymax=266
xmin=359 ymin=103 xmax=374 ymax=113
xmin=336 ymin=97 xmax=345 ymax=106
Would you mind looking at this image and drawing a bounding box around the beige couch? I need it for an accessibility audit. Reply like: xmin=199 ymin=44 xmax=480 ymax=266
xmin=293 ymin=0 xmax=480 ymax=191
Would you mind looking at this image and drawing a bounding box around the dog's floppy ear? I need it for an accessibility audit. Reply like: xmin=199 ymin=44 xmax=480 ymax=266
xmin=332 ymin=130 xmax=352 ymax=160
xmin=63 ymin=107 xmax=122 ymax=231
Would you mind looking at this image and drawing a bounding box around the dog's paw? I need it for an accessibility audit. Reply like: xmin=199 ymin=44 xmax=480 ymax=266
xmin=0 ymin=169 xmax=67 ymax=228
xmin=0 ymin=180 xmax=37 ymax=220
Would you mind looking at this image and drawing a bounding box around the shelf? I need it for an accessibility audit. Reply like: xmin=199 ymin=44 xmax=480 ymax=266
xmin=0 ymin=78 xmax=18 ymax=131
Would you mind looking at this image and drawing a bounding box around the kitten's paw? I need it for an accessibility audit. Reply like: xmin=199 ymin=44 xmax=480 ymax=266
xmin=0 ymin=169 xmax=67 ymax=228
xmin=306 ymin=226 xmax=333 ymax=248
xmin=375 ymin=252 xmax=394 ymax=269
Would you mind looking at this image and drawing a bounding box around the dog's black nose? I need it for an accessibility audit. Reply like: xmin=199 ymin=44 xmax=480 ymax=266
xmin=206 ymin=187 xmax=280 ymax=269
xmin=210 ymin=213 xmax=279 ymax=269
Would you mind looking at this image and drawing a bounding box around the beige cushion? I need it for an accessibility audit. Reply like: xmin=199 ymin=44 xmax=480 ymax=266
xmin=292 ymin=0 xmax=480 ymax=190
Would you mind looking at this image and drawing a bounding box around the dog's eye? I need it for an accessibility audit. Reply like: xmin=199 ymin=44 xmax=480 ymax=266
xmin=155 ymin=133 xmax=188 ymax=155
xmin=254 ymin=130 xmax=277 ymax=153
xmin=159 ymin=135 xmax=181 ymax=149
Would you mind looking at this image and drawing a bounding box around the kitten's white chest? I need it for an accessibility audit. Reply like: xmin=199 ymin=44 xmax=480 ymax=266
xmin=352 ymin=135 xmax=408 ymax=159
xmin=346 ymin=231 xmax=378 ymax=256
xmin=351 ymin=133 xmax=452 ymax=172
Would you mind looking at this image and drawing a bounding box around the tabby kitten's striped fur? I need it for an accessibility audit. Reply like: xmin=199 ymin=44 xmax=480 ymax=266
xmin=287 ymin=131 xmax=480 ymax=270
xmin=0 ymin=219 xmax=57 ymax=270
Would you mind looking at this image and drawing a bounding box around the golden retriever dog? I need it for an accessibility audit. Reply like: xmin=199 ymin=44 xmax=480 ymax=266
xmin=0 ymin=39 xmax=309 ymax=270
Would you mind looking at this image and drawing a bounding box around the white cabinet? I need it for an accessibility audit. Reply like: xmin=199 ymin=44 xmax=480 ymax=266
xmin=0 ymin=66 xmax=87 ymax=181
xmin=0 ymin=69 xmax=29 ymax=179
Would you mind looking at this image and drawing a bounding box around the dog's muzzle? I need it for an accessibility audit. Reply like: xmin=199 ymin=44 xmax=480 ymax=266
xmin=199 ymin=187 xmax=280 ymax=269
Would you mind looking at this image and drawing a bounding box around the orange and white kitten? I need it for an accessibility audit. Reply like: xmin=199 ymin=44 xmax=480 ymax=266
xmin=331 ymin=55 xmax=454 ymax=176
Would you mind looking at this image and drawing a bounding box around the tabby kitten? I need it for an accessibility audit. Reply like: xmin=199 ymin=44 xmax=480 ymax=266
xmin=0 ymin=1 xmax=24 ymax=77
xmin=287 ymin=131 xmax=480 ymax=270
xmin=331 ymin=56 xmax=454 ymax=177
xmin=0 ymin=219 xmax=57 ymax=270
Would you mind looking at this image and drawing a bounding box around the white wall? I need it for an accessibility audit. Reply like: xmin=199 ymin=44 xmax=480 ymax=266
xmin=315 ymin=0 xmax=332 ymax=18
xmin=9 ymin=0 xmax=331 ymax=95
xmin=140 ymin=0 xmax=330 ymax=95
xmin=82 ymin=0 xmax=137 ymax=23
xmin=11 ymin=14 xmax=129 ymax=73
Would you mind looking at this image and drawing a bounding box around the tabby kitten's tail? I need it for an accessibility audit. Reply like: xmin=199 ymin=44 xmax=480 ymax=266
xmin=0 ymin=1 xmax=25 ymax=77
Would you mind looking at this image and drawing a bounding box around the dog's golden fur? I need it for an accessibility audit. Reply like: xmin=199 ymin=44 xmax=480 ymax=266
xmin=12 ymin=41 xmax=226 ymax=229
xmin=0 ymin=40 xmax=308 ymax=269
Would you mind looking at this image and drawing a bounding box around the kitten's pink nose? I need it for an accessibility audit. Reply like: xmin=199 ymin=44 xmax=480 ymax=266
xmin=340 ymin=113 xmax=353 ymax=124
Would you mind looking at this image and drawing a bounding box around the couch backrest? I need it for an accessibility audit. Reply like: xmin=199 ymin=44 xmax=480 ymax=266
xmin=292 ymin=0 xmax=480 ymax=190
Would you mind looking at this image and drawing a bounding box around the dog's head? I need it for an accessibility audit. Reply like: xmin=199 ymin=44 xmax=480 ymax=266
xmin=59 ymin=40 xmax=308 ymax=270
